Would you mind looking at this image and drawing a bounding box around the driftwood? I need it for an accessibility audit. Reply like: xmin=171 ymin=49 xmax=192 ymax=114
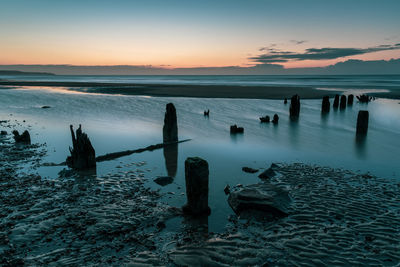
xmin=96 ymin=139 xmax=190 ymax=162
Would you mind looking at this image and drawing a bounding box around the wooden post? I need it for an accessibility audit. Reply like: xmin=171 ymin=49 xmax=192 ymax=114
xmin=321 ymin=96 xmax=330 ymax=113
xmin=163 ymin=103 xmax=178 ymax=143
xmin=356 ymin=110 xmax=369 ymax=135
xmin=182 ymin=157 xmax=211 ymax=216
xmin=340 ymin=95 xmax=347 ymax=109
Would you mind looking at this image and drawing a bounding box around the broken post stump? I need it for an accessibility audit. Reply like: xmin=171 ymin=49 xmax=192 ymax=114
xmin=333 ymin=94 xmax=340 ymax=109
xmin=182 ymin=157 xmax=211 ymax=216
xmin=272 ymin=114 xmax=279 ymax=124
xmin=321 ymin=96 xmax=330 ymax=113
xmin=340 ymin=95 xmax=347 ymax=109
xmin=163 ymin=103 xmax=178 ymax=143
xmin=284 ymin=98 xmax=288 ymax=104
xmin=12 ymin=130 xmax=31 ymax=144
xmin=289 ymin=94 xmax=300 ymax=119
xmin=230 ymin=125 xmax=244 ymax=134
xmin=66 ymin=125 xmax=96 ymax=170
xmin=348 ymin=94 xmax=354 ymax=105
xmin=356 ymin=110 xmax=369 ymax=135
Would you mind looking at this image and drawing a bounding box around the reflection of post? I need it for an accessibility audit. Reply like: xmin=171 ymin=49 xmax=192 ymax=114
xmin=163 ymin=144 xmax=178 ymax=177
xmin=183 ymin=157 xmax=211 ymax=216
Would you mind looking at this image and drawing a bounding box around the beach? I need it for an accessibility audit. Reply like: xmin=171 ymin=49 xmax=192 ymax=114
xmin=1 ymin=76 xmax=400 ymax=265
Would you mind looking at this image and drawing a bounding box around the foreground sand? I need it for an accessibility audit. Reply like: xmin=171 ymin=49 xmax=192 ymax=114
xmin=1 ymin=119 xmax=399 ymax=266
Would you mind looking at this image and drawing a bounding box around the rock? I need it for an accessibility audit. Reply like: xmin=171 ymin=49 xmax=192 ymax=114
xmin=348 ymin=94 xmax=354 ymax=105
xmin=154 ymin=176 xmax=173 ymax=186
xmin=340 ymin=95 xmax=347 ymax=109
xmin=163 ymin=103 xmax=178 ymax=143
xmin=228 ymin=183 xmax=290 ymax=218
xmin=321 ymin=96 xmax=330 ymax=113
xmin=182 ymin=157 xmax=211 ymax=216
xmin=289 ymin=94 xmax=301 ymax=119
xmin=272 ymin=114 xmax=279 ymax=124
xmin=242 ymin=167 xmax=259 ymax=173
xmin=204 ymin=109 xmax=210 ymax=116
xmin=12 ymin=130 xmax=31 ymax=144
xmin=0 ymin=130 xmax=7 ymax=135
xmin=156 ymin=220 xmax=166 ymax=229
xmin=357 ymin=94 xmax=373 ymax=103
xmin=66 ymin=125 xmax=96 ymax=170
xmin=356 ymin=110 xmax=369 ymax=135
xmin=259 ymin=115 xmax=270 ymax=123
xmin=224 ymin=184 xmax=231 ymax=195
xmin=41 ymin=105 xmax=51 ymax=109
xmin=258 ymin=167 xmax=276 ymax=179
xmin=230 ymin=125 xmax=244 ymax=134
xmin=333 ymin=94 xmax=340 ymax=109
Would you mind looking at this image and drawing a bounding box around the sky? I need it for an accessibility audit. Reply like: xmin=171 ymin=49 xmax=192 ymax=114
xmin=0 ymin=0 xmax=400 ymax=70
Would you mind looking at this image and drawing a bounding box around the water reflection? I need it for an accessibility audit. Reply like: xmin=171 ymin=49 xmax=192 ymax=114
xmin=230 ymin=133 xmax=244 ymax=143
xmin=288 ymin=119 xmax=299 ymax=148
xmin=355 ymin=134 xmax=367 ymax=159
xmin=163 ymin=144 xmax=178 ymax=177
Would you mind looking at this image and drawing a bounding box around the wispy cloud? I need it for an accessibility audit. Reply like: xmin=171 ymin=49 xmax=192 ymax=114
xmin=290 ymin=40 xmax=307 ymax=45
xmin=250 ymin=43 xmax=400 ymax=64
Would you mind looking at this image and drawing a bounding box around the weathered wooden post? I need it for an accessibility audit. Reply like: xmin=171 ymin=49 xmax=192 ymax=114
xmin=163 ymin=103 xmax=178 ymax=143
xmin=356 ymin=110 xmax=369 ymax=135
xmin=289 ymin=94 xmax=300 ymax=119
xmin=182 ymin=157 xmax=211 ymax=216
xmin=66 ymin=125 xmax=96 ymax=170
xmin=348 ymin=94 xmax=354 ymax=105
xmin=321 ymin=96 xmax=330 ymax=113
xmin=284 ymin=98 xmax=288 ymax=104
xmin=340 ymin=95 xmax=347 ymax=109
xmin=333 ymin=94 xmax=340 ymax=109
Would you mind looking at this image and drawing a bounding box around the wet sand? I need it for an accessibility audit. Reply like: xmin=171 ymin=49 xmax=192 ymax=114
xmin=1 ymin=118 xmax=399 ymax=265
xmin=0 ymin=80 xmax=340 ymax=99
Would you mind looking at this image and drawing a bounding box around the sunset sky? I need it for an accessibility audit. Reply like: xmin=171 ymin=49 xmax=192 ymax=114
xmin=1 ymin=0 xmax=399 ymax=69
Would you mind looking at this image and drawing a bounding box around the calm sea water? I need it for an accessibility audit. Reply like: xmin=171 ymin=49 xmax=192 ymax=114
xmin=0 ymin=81 xmax=399 ymax=231
xmin=1 ymin=74 xmax=400 ymax=91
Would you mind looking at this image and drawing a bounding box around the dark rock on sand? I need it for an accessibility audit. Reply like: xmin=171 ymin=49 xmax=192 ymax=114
xmin=289 ymin=94 xmax=300 ymax=119
xmin=242 ymin=167 xmax=259 ymax=173
xmin=0 ymin=130 xmax=7 ymax=135
xmin=259 ymin=115 xmax=270 ymax=123
xmin=66 ymin=124 xmax=96 ymax=170
xmin=356 ymin=110 xmax=369 ymax=135
xmin=228 ymin=183 xmax=290 ymax=218
xmin=12 ymin=130 xmax=31 ymax=144
xmin=321 ymin=96 xmax=330 ymax=113
xmin=154 ymin=176 xmax=173 ymax=186
xmin=258 ymin=167 xmax=276 ymax=179
xmin=224 ymin=184 xmax=231 ymax=195
xmin=182 ymin=157 xmax=211 ymax=216
xmin=230 ymin=125 xmax=244 ymax=134
xmin=41 ymin=105 xmax=51 ymax=109
xmin=333 ymin=94 xmax=340 ymax=109
xmin=204 ymin=109 xmax=210 ymax=116
xmin=163 ymin=103 xmax=178 ymax=143
xmin=272 ymin=114 xmax=279 ymax=124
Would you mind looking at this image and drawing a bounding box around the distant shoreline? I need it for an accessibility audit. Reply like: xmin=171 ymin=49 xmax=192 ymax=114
xmin=0 ymin=80 xmax=399 ymax=99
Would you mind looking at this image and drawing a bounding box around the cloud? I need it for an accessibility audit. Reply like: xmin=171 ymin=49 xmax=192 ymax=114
xmin=290 ymin=40 xmax=307 ymax=45
xmin=250 ymin=43 xmax=400 ymax=64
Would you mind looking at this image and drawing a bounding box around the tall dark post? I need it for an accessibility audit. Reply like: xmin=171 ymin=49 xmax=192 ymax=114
xmin=321 ymin=96 xmax=330 ymax=113
xmin=333 ymin=94 xmax=340 ymax=109
xmin=163 ymin=103 xmax=178 ymax=143
xmin=348 ymin=94 xmax=354 ymax=105
xmin=340 ymin=95 xmax=347 ymax=109
xmin=289 ymin=94 xmax=300 ymax=119
xmin=356 ymin=110 xmax=369 ymax=135
xmin=182 ymin=157 xmax=211 ymax=216
xmin=66 ymin=125 xmax=96 ymax=170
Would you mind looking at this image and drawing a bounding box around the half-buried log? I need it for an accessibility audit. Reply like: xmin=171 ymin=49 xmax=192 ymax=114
xmin=66 ymin=125 xmax=96 ymax=170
